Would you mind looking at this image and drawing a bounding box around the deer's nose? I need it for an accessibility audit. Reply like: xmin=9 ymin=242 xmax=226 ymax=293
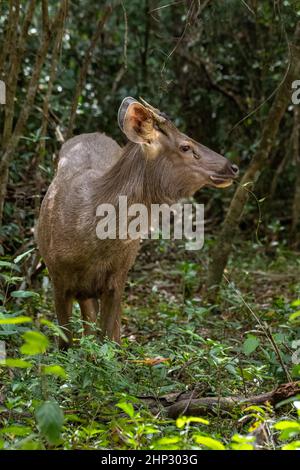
xmin=230 ymin=164 xmax=239 ymax=176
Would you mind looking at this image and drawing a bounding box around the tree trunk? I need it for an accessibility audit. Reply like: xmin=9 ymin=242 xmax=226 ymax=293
xmin=0 ymin=1 xmax=68 ymax=226
xmin=291 ymin=105 xmax=300 ymax=244
xmin=206 ymin=21 xmax=300 ymax=300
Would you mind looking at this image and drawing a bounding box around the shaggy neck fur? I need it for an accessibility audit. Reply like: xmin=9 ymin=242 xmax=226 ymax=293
xmin=99 ymin=142 xmax=188 ymax=207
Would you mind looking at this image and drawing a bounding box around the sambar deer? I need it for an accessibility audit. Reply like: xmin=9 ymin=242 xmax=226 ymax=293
xmin=37 ymin=97 xmax=239 ymax=349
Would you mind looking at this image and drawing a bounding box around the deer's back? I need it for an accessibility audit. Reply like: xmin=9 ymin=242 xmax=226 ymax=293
xmin=56 ymin=132 xmax=121 ymax=179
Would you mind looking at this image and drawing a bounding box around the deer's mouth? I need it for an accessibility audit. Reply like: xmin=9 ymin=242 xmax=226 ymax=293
xmin=209 ymin=175 xmax=233 ymax=188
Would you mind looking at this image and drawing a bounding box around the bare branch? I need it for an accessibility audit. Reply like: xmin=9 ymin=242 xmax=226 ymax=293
xmin=66 ymin=5 xmax=113 ymax=139
xmin=0 ymin=1 xmax=70 ymax=224
xmin=206 ymin=21 xmax=300 ymax=298
xmin=2 ymin=0 xmax=37 ymax=147
xmin=165 ymin=382 xmax=300 ymax=418
xmin=34 ymin=0 xmax=68 ymax=216
xmin=112 ymin=2 xmax=128 ymax=93
xmin=181 ymin=52 xmax=246 ymax=114
xmin=0 ymin=0 xmax=20 ymax=80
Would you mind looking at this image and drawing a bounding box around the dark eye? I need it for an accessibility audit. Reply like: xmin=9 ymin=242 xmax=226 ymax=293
xmin=180 ymin=144 xmax=191 ymax=152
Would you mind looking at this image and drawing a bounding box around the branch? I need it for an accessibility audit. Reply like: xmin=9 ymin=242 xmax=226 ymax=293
xmin=66 ymin=5 xmax=113 ymax=139
xmin=2 ymin=0 xmax=37 ymax=147
xmin=180 ymin=52 xmax=246 ymax=114
xmin=34 ymin=0 xmax=68 ymax=216
xmin=0 ymin=2 xmax=69 ymax=224
xmin=39 ymin=0 xmax=68 ymax=152
xmin=112 ymin=2 xmax=128 ymax=93
xmin=206 ymin=20 xmax=300 ymax=297
xmin=160 ymin=382 xmax=300 ymax=418
xmin=0 ymin=0 xmax=20 ymax=80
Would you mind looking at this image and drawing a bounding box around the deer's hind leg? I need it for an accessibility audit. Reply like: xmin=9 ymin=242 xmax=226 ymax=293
xmin=53 ymin=286 xmax=73 ymax=350
xmin=79 ymin=298 xmax=99 ymax=336
xmin=100 ymin=285 xmax=123 ymax=343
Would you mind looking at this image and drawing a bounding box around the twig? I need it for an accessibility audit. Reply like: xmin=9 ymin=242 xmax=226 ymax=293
xmin=0 ymin=1 xmax=70 ymax=224
xmin=66 ymin=5 xmax=113 ymax=139
xmin=112 ymin=2 xmax=128 ymax=93
xmin=222 ymin=272 xmax=292 ymax=383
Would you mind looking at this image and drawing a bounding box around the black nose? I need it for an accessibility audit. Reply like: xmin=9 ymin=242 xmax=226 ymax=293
xmin=231 ymin=164 xmax=239 ymax=176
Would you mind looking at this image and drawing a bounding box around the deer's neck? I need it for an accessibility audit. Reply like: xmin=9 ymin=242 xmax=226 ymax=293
xmin=99 ymin=142 xmax=185 ymax=207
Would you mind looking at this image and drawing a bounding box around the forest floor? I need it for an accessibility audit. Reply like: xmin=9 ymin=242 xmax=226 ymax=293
xmin=0 ymin=236 xmax=300 ymax=450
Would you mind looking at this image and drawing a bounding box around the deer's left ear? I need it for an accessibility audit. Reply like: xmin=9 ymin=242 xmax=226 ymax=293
xmin=118 ymin=97 xmax=156 ymax=144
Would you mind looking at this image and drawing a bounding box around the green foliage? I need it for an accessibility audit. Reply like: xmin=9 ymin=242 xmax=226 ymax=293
xmin=35 ymin=401 xmax=64 ymax=445
xmin=243 ymin=335 xmax=260 ymax=356
xmin=20 ymin=331 xmax=49 ymax=355
xmin=0 ymin=246 xmax=299 ymax=450
xmin=0 ymin=0 xmax=300 ymax=452
xmin=193 ymin=435 xmax=225 ymax=451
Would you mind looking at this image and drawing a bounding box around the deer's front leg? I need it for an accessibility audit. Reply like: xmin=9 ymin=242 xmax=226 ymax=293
xmin=79 ymin=298 xmax=99 ymax=336
xmin=100 ymin=287 xmax=122 ymax=343
xmin=54 ymin=286 xmax=73 ymax=350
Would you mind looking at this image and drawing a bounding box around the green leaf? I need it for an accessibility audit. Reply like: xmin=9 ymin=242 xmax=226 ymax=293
xmin=155 ymin=436 xmax=180 ymax=445
xmin=231 ymin=433 xmax=255 ymax=449
xmin=116 ymin=401 xmax=135 ymax=419
xmin=273 ymin=420 xmax=300 ymax=431
xmin=14 ymin=248 xmax=35 ymax=264
xmin=0 ymin=261 xmax=20 ymax=271
xmin=41 ymin=365 xmax=67 ymax=379
xmin=291 ymin=300 xmax=300 ymax=307
xmin=176 ymin=416 xmax=209 ymax=428
xmin=281 ymin=440 xmax=300 ymax=450
xmin=289 ymin=311 xmax=300 ymax=322
xmin=0 ymin=316 xmax=32 ymax=325
xmin=231 ymin=443 xmax=254 ymax=450
xmin=35 ymin=401 xmax=64 ymax=444
xmin=11 ymin=290 xmax=39 ymax=299
xmin=243 ymin=405 xmax=266 ymax=416
xmin=193 ymin=435 xmax=225 ymax=450
xmin=40 ymin=318 xmax=68 ymax=342
xmin=19 ymin=440 xmax=44 ymax=450
xmin=2 ymin=358 xmax=32 ymax=368
xmin=292 ymin=365 xmax=300 ymax=378
xmin=243 ymin=335 xmax=260 ymax=355
xmin=0 ymin=425 xmax=32 ymax=436
xmin=20 ymin=331 xmax=49 ymax=355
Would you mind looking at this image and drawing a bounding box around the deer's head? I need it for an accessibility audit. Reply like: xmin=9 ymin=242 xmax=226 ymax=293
xmin=118 ymin=97 xmax=239 ymax=196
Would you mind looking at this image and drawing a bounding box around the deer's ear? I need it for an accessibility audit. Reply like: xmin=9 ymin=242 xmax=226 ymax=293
xmin=118 ymin=97 xmax=156 ymax=144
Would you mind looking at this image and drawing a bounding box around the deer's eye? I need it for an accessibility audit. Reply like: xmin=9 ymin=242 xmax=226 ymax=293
xmin=180 ymin=144 xmax=191 ymax=152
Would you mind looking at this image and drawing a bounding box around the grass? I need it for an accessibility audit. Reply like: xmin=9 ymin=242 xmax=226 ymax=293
xmin=0 ymin=238 xmax=300 ymax=450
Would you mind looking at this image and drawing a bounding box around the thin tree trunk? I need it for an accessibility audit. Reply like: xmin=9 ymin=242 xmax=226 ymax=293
xmin=141 ymin=0 xmax=150 ymax=86
xmin=269 ymin=145 xmax=290 ymax=199
xmin=291 ymin=105 xmax=300 ymax=242
xmin=0 ymin=2 xmax=68 ymax=226
xmin=34 ymin=1 xmax=68 ymax=218
xmin=65 ymin=5 xmax=113 ymax=139
xmin=206 ymin=21 xmax=300 ymax=300
xmin=111 ymin=2 xmax=128 ymax=94
xmin=2 ymin=0 xmax=36 ymax=148
xmin=0 ymin=0 xmax=20 ymax=80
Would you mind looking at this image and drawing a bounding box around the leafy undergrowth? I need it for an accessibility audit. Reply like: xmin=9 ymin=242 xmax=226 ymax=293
xmin=0 ymin=240 xmax=300 ymax=450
